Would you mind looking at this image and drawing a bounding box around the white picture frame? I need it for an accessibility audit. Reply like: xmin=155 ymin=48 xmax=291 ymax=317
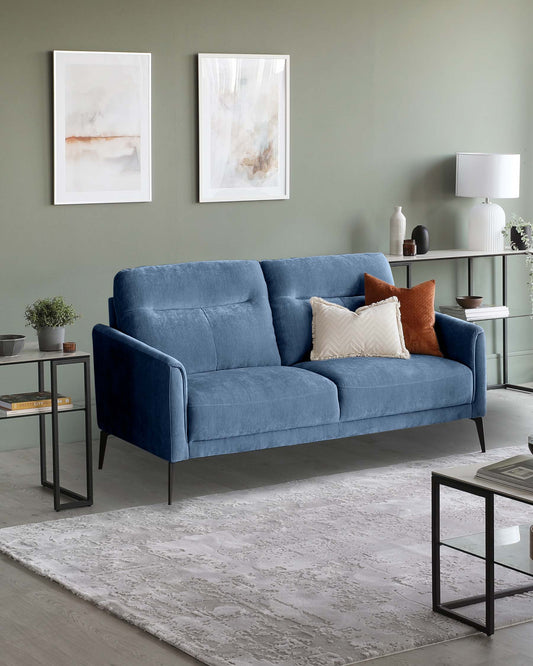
xmin=198 ymin=53 xmax=290 ymax=203
xmin=54 ymin=50 xmax=151 ymax=205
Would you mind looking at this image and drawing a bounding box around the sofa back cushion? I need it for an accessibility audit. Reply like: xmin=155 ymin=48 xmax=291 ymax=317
xmin=261 ymin=253 xmax=394 ymax=365
xmin=113 ymin=260 xmax=281 ymax=373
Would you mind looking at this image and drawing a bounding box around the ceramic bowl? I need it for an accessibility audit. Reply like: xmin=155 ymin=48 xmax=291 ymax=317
xmin=456 ymin=296 xmax=483 ymax=309
xmin=0 ymin=334 xmax=26 ymax=356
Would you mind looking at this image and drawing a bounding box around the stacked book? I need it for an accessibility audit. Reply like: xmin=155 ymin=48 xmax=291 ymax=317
xmin=476 ymin=455 xmax=533 ymax=492
xmin=0 ymin=391 xmax=73 ymax=416
xmin=439 ymin=304 xmax=509 ymax=321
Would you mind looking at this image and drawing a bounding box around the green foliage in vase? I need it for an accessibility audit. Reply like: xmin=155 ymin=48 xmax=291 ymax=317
xmin=24 ymin=297 xmax=80 ymax=330
xmin=502 ymin=214 xmax=533 ymax=313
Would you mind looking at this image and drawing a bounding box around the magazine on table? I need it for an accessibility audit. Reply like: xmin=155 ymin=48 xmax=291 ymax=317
xmin=0 ymin=390 xmax=72 ymax=410
xmin=439 ymin=305 xmax=509 ymax=321
xmin=0 ymin=403 xmax=74 ymax=417
xmin=476 ymin=455 xmax=533 ymax=491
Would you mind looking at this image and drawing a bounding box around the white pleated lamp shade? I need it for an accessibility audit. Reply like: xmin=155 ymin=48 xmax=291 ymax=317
xmin=456 ymin=153 xmax=520 ymax=199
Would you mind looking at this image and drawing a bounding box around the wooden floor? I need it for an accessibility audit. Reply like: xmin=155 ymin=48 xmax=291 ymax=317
xmin=1 ymin=387 xmax=533 ymax=666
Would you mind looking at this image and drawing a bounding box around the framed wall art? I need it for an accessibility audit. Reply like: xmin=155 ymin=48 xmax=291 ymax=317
xmin=54 ymin=50 xmax=151 ymax=205
xmin=198 ymin=53 xmax=290 ymax=203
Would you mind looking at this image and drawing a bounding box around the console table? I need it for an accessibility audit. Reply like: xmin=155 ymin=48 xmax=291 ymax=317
xmin=0 ymin=343 xmax=93 ymax=510
xmin=385 ymin=249 xmax=531 ymax=393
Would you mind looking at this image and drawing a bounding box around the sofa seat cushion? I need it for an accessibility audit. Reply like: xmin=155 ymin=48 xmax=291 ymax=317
xmin=295 ymin=355 xmax=473 ymax=422
xmin=187 ymin=366 xmax=340 ymax=442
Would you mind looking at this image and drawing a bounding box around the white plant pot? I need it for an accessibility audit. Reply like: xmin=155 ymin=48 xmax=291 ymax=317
xmin=37 ymin=327 xmax=65 ymax=352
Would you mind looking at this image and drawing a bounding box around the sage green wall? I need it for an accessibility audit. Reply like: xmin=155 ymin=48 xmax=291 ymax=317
xmin=1 ymin=0 xmax=532 ymax=451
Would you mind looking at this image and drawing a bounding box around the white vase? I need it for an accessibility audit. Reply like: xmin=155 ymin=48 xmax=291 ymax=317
xmin=389 ymin=206 xmax=406 ymax=255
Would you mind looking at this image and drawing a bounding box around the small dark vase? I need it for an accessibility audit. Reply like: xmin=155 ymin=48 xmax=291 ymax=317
xmin=510 ymin=225 xmax=532 ymax=251
xmin=411 ymin=225 xmax=429 ymax=254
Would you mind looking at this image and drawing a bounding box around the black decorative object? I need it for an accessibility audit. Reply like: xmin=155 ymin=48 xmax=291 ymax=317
xmin=411 ymin=225 xmax=429 ymax=254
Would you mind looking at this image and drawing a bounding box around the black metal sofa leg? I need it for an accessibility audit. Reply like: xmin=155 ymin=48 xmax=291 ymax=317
xmin=471 ymin=417 xmax=486 ymax=453
xmin=98 ymin=431 xmax=109 ymax=470
xmin=168 ymin=462 xmax=175 ymax=505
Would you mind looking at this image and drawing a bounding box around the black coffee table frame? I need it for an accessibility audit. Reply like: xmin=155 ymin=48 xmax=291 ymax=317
xmin=432 ymin=473 xmax=533 ymax=635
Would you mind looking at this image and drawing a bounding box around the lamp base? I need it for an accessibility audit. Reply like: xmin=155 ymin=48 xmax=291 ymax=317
xmin=468 ymin=201 xmax=505 ymax=252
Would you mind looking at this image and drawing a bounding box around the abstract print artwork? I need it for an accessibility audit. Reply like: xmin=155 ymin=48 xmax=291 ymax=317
xmin=54 ymin=51 xmax=151 ymax=204
xmin=199 ymin=54 xmax=290 ymax=202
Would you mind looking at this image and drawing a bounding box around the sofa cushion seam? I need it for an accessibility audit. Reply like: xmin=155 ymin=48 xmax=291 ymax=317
xmin=328 ymin=372 xmax=473 ymax=390
xmin=199 ymin=307 xmax=218 ymax=370
xmin=188 ymin=389 xmax=338 ymax=409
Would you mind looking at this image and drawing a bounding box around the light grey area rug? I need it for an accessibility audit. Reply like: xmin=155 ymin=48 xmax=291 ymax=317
xmin=1 ymin=445 xmax=533 ymax=666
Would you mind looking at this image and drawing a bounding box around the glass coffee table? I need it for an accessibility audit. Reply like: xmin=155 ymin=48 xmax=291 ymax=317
xmin=432 ymin=463 xmax=533 ymax=635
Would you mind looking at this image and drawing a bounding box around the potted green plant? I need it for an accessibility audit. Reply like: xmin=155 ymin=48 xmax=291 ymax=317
xmin=503 ymin=213 xmax=532 ymax=250
xmin=502 ymin=214 xmax=533 ymax=313
xmin=24 ymin=297 xmax=80 ymax=351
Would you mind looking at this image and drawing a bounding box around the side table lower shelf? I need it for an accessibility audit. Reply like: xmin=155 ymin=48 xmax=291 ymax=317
xmin=0 ymin=345 xmax=93 ymax=511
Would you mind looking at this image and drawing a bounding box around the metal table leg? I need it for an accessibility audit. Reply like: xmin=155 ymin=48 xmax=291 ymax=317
xmin=502 ymin=254 xmax=509 ymax=386
xmin=51 ymin=359 xmax=61 ymax=510
xmin=40 ymin=357 xmax=93 ymax=511
xmin=485 ymin=491 xmax=495 ymax=635
xmin=38 ymin=361 xmax=47 ymax=486
xmin=431 ymin=476 xmax=441 ymax=610
xmin=83 ymin=357 xmax=93 ymax=505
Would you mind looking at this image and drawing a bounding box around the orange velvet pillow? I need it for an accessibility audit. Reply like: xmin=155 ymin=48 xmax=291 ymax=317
xmin=364 ymin=273 xmax=442 ymax=357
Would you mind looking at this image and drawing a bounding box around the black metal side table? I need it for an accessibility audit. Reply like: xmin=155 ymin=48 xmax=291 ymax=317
xmin=432 ymin=464 xmax=533 ymax=635
xmin=0 ymin=343 xmax=93 ymax=511
xmin=386 ymin=248 xmax=532 ymax=393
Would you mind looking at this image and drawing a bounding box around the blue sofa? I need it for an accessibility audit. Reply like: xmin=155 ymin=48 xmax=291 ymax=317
xmin=93 ymin=253 xmax=486 ymax=503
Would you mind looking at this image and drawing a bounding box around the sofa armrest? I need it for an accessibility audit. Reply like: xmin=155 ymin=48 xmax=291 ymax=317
xmin=434 ymin=312 xmax=486 ymax=418
xmin=92 ymin=324 xmax=189 ymax=463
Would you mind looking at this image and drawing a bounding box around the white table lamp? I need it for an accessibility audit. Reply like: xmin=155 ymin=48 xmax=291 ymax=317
xmin=456 ymin=153 xmax=520 ymax=252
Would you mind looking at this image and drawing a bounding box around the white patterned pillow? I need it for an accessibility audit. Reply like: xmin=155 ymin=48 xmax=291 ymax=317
xmin=310 ymin=296 xmax=410 ymax=361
